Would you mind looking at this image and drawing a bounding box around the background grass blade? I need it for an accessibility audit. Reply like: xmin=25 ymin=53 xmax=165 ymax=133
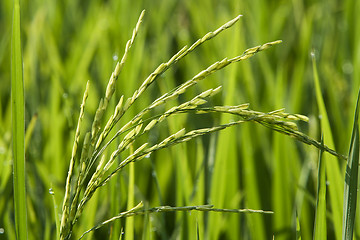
xmin=11 ymin=0 xmax=27 ymax=239
xmin=342 ymin=89 xmax=360 ymax=240
xmin=208 ymin=7 xmax=241 ymax=239
xmin=314 ymin=136 xmax=326 ymax=239
xmin=125 ymin=147 xmax=135 ymax=240
xmin=312 ymin=51 xmax=344 ymax=239
xmin=296 ymin=211 xmax=301 ymax=240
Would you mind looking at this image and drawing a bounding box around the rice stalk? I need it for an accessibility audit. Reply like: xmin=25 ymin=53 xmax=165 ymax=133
xmin=78 ymin=202 xmax=273 ymax=239
xmin=60 ymin=81 xmax=89 ymax=239
xmin=89 ymin=40 xmax=284 ymax=174
xmin=93 ymin=14 xmax=243 ymax=153
xmin=58 ymin=10 xmax=347 ymax=240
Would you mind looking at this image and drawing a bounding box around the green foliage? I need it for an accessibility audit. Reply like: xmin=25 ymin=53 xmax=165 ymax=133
xmin=1 ymin=0 xmax=360 ymax=239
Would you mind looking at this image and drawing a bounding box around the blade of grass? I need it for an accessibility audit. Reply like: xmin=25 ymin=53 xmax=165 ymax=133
xmin=197 ymin=220 xmax=200 ymax=240
xmin=49 ymin=187 xmax=60 ymax=240
xmin=314 ymin=136 xmax=326 ymax=240
xmin=241 ymin=125 xmax=267 ymax=240
xmin=11 ymin=0 xmax=27 ymax=239
xmin=273 ymin=130 xmax=294 ymax=239
xmin=24 ymin=113 xmax=37 ymax=152
xmin=342 ymin=89 xmax=360 ymax=239
xmin=272 ymin=65 xmax=298 ymax=240
xmin=141 ymin=202 xmax=151 ymax=240
xmin=296 ymin=211 xmax=301 ymax=240
xmin=312 ymin=50 xmax=343 ymax=239
xmin=149 ymin=158 xmax=168 ymax=239
xmin=192 ymin=139 xmax=205 ymax=239
xmin=208 ymin=14 xmax=242 ymax=239
xmin=125 ymin=145 xmax=135 ymax=240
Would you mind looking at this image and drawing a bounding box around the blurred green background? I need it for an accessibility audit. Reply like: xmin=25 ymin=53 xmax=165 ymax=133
xmin=1 ymin=0 xmax=360 ymax=239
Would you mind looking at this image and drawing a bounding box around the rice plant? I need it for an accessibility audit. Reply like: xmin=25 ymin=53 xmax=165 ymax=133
xmin=57 ymin=10 xmax=349 ymax=239
xmin=58 ymin=11 xmax=287 ymax=239
xmin=4 ymin=0 xmax=360 ymax=239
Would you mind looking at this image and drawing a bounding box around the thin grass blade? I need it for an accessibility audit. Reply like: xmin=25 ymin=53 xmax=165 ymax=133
xmin=11 ymin=0 xmax=27 ymax=239
xmin=314 ymin=136 xmax=326 ymax=239
xmin=342 ymin=89 xmax=360 ymax=240
xmin=197 ymin=220 xmax=200 ymax=240
xmin=24 ymin=113 xmax=37 ymax=152
xmin=296 ymin=211 xmax=301 ymax=240
xmin=125 ymin=146 xmax=135 ymax=240
xmin=312 ymin=51 xmax=343 ymax=239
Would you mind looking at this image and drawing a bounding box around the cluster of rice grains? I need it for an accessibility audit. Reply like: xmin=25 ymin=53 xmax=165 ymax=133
xmin=59 ymin=10 xmax=343 ymax=239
